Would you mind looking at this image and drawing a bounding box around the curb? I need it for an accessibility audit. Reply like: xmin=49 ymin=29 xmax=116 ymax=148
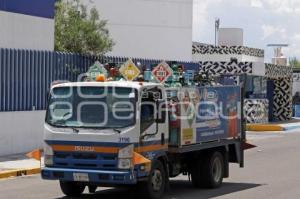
xmin=247 ymin=123 xmax=300 ymax=132
xmin=0 ymin=167 xmax=40 ymax=179
xmin=246 ymin=124 xmax=284 ymax=132
xmin=283 ymin=125 xmax=300 ymax=131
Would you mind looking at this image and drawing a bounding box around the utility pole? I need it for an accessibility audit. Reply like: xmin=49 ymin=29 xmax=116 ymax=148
xmin=215 ymin=18 xmax=220 ymax=46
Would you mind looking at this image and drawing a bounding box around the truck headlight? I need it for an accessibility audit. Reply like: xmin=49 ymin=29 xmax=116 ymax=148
xmin=44 ymin=155 xmax=53 ymax=166
xmin=44 ymin=143 xmax=53 ymax=166
xmin=118 ymin=144 xmax=134 ymax=169
xmin=118 ymin=159 xmax=132 ymax=169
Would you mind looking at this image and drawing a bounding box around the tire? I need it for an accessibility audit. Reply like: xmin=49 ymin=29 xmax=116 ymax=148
xmin=137 ymin=160 xmax=166 ymax=199
xmin=191 ymin=151 xmax=224 ymax=189
xmin=59 ymin=181 xmax=85 ymax=197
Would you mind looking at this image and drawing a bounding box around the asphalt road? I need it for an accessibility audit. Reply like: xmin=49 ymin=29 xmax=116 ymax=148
xmin=1 ymin=131 xmax=300 ymax=199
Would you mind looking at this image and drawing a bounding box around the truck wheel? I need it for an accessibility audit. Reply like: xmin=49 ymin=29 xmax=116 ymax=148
xmin=191 ymin=151 xmax=224 ymax=189
xmin=138 ymin=160 xmax=166 ymax=199
xmin=59 ymin=181 xmax=85 ymax=197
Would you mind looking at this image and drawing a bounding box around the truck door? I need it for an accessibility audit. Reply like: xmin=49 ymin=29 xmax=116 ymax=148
xmin=140 ymin=87 xmax=167 ymax=147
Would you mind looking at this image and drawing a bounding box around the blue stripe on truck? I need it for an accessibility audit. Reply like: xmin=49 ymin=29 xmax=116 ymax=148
xmin=0 ymin=0 xmax=55 ymax=19
xmin=41 ymin=167 xmax=137 ymax=184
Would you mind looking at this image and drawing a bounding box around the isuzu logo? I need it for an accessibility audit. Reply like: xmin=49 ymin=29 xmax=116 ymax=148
xmin=74 ymin=146 xmax=95 ymax=152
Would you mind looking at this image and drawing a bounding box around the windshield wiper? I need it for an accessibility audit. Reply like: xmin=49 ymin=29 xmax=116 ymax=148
xmin=112 ymin=128 xmax=121 ymax=134
xmin=47 ymin=123 xmax=80 ymax=133
xmin=90 ymin=127 xmax=122 ymax=134
xmin=47 ymin=123 xmax=123 ymax=134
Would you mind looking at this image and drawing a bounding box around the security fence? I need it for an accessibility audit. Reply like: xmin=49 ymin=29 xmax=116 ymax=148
xmin=0 ymin=48 xmax=199 ymax=112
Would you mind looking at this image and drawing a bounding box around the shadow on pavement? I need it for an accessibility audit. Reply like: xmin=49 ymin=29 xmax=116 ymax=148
xmin=167 ymin=180 xmax=263 ymax=199
xmin=56 ymin=179 xmax=263 ymax=199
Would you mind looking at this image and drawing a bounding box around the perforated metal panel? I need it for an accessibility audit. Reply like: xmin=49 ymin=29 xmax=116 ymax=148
xmin=0 ymin=48 xmax=199 ymax=112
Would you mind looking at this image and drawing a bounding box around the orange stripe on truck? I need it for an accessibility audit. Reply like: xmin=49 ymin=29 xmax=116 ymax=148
xmin=135 ymin=144 xmax=168 ymax=153
xmin=52 ymin=145 xmax=119 ymax=154
xmin=51 ymin=144 xmax=168 ymax=154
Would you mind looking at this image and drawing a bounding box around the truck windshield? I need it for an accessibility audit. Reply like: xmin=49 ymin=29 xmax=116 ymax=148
xmin=46 ymin=86 xmax=137 ymax=129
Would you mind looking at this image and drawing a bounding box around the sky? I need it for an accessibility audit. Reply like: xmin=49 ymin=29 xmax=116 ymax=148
xmin=193 ymin=0 xmax=300 ymax=62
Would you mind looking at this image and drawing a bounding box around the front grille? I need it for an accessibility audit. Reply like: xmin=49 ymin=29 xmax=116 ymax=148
xmin=53 ymin=152 xmax=118 ymax=170
xmin=73 ymin=153 xmax=97 ymax=160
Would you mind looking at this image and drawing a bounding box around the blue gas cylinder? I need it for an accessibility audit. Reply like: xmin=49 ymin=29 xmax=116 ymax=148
xmin=295 ymin=105 xmax=300 ymax=117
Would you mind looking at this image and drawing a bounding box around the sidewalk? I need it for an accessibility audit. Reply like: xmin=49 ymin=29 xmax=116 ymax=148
xmin=246 ymin=118 xmax=300 ymax=132
xmin=0 ymin=154 xmax=41 ymax=179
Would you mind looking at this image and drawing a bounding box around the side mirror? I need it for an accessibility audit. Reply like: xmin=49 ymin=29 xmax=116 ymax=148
xmin=156 ymin=99 xmax=167 ymax=123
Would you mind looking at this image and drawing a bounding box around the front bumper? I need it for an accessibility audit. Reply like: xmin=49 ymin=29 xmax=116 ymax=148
xmin=41 ymin=167 xmax=137 ymax=185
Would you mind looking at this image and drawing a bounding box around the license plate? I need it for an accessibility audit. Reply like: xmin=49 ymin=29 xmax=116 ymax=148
xmin=73 ymin=173 xmax=89 ymax=182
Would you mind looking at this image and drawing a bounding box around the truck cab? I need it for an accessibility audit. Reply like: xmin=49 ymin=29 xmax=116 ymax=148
xmin=42 ymin=81 xmax=169 ymax=197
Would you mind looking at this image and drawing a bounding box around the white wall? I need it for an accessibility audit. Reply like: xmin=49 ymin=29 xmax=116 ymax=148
xmin=0 ymin=111 xmax=45 ymax=156
xmin=0 ymin=11 xmax=54 ymax=51
xmin=193 ymin=53 xmax=264 ymax=63
xmin=293 ymin=82 xmax=300 ymax=95
xmin=252 ymin=62 xmax=266 ymax=76
xmin=88 ymin=0 xmax=193 ymax=61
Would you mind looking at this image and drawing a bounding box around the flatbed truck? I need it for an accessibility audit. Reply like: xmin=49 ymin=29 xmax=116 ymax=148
xmin=42 ymin=80 xmax=248 ymax=199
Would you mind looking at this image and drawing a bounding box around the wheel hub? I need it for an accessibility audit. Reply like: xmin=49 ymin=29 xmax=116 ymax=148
xmin=212 ymin=157 xmax=222 ymax=182
xmin=151 ymin=169 xmax=163 ymax=191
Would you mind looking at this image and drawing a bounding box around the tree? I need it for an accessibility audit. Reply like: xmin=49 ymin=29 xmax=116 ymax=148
xmin=55 ymin=0 xmax=114 ymax=55
xmin=289 ymin=57 xmax=300 ymax=68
